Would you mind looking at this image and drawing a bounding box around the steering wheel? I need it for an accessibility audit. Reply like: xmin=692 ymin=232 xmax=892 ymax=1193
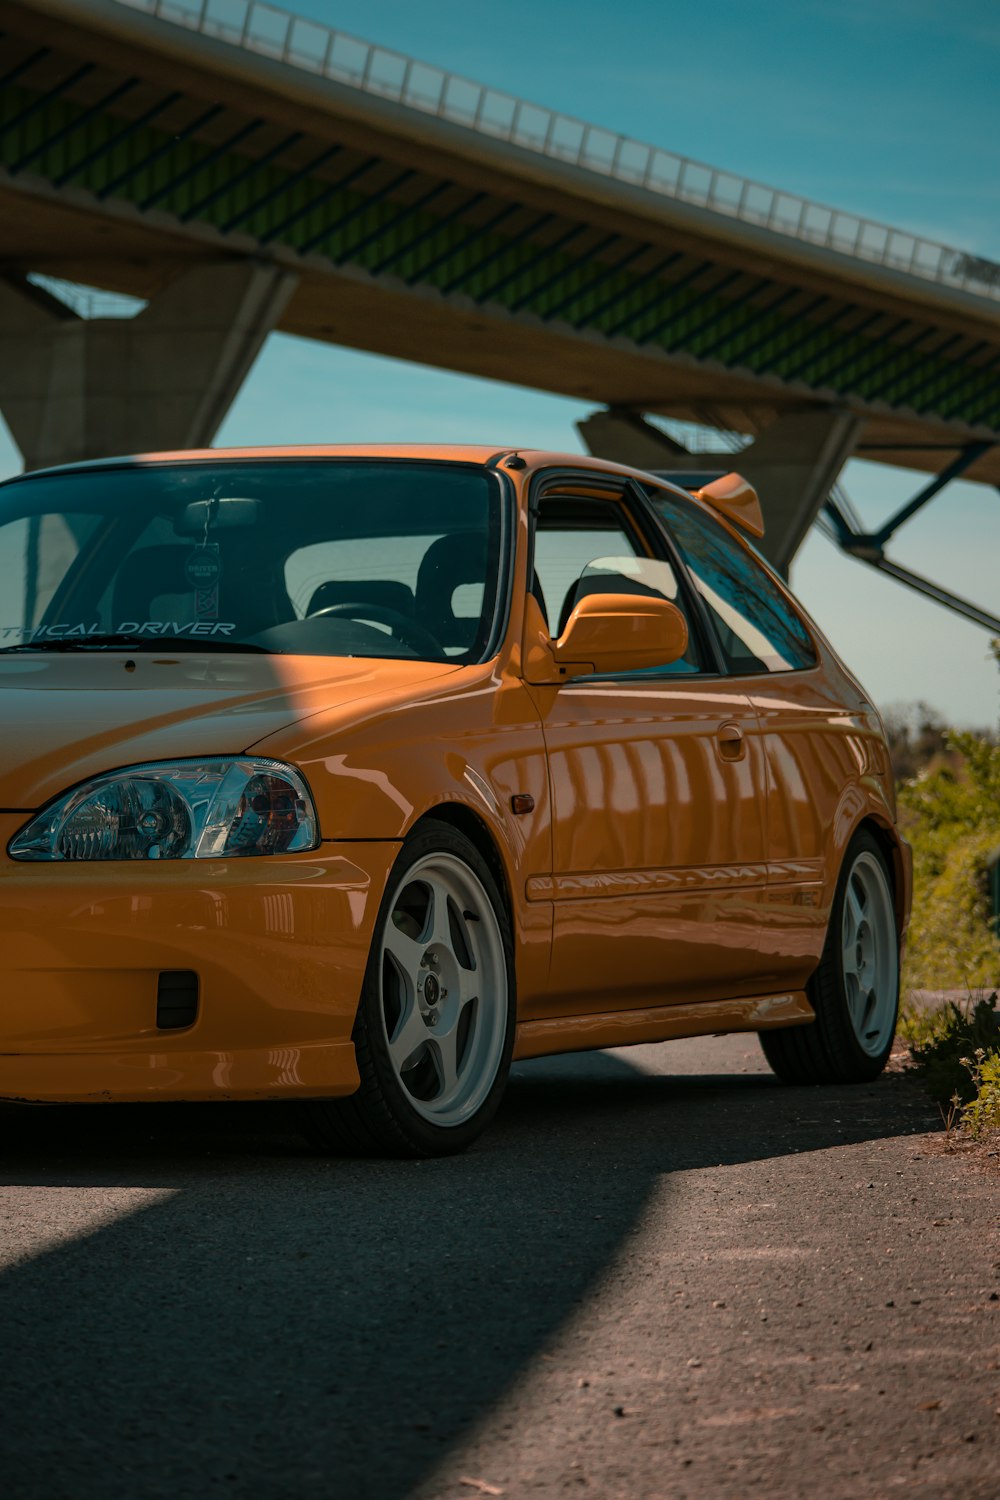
xmin=306 ymin=601 xmax=445 ymax=658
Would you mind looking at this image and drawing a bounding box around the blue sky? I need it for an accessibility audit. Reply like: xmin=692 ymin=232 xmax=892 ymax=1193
xmin=285 ymin=0 xmax=1000 ymax=256
xmin=2 ymin=0 xmax=998 ymax=723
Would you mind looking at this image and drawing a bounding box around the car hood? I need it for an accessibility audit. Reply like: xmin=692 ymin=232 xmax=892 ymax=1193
xmin=0 ymin=652 xmax=459 ymax=809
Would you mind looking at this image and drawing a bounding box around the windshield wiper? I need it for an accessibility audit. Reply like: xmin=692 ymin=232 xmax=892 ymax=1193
xmin=0 ymin=634 xmax=270 ymax=654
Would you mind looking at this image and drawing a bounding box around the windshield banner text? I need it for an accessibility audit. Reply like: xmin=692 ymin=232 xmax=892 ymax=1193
xmin=1 ymin=622 xmax=238 ymax=640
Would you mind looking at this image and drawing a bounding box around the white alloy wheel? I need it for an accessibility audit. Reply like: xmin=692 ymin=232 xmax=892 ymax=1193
xmin=758 ymin=828 xmax=900 ymax=1085
xmin=840 ymin=849 xmax=898 ymax=1057
xmin=300 ymin=820 xmax=516 ymax=1156
xmin=379 ymin=851 xmax=509 ymax=1127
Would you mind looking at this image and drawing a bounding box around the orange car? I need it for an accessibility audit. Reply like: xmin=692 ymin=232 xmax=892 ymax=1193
xmin=0 ymin=445 xmax=910 ymax=1155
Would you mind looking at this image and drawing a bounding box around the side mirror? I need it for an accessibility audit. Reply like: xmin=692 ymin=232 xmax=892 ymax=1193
xmin=522 ymin=592 xmax=688 ymax=684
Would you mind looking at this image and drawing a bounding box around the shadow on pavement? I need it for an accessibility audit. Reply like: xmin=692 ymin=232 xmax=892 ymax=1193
xmin=0 ymin=1047 xmax=933 ymax=1499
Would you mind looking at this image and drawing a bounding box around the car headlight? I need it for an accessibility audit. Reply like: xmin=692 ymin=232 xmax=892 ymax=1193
xmin=8 ymin=759 xmax=320 ymax=862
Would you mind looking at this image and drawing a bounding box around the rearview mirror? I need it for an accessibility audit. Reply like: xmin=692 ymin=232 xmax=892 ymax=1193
xmin=523 ymin=592 xmax=689 ymax=683
xmin=174 ymin=497 xmax=261 ymax=537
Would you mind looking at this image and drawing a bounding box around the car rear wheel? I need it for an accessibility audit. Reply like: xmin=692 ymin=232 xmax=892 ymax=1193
xmin=759 ymin=829 xmax=899 ymax=1085
xmin=301 ymin=819 xmax=515 ymax=1157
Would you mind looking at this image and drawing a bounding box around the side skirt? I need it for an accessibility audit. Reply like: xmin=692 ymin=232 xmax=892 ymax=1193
xmin=513 ymin=991 xmax=815 ymax=1061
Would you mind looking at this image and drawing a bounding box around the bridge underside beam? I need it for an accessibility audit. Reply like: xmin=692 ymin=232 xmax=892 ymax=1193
xmin=577 ymin=405 xmax=862 ymax=574
xmin=0 ymin=259 xmax=297 ymax=471
xmin=0 ymin=0 xmax=999 ymax=488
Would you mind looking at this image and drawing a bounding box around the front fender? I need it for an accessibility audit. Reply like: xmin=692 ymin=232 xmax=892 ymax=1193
xmin=251 ymin=666 xmax=553 ymax=1011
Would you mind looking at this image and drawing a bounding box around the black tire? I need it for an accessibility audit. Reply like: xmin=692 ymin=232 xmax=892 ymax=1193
xmin=759 ymin=829 xmax=899 ymax=1085
xmin=301 ymin=819 xmax=516 ymax=1157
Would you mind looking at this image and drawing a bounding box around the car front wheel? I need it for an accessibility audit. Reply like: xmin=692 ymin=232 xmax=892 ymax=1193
xmin=302 ymin=819 xmax=516 ymax=1157
xmin=759 ymin=828 xmax=899 ymax=1085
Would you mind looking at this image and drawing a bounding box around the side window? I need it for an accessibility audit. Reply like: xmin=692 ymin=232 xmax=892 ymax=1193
xmin=654 ymin=494 xmax=817 ymax=675
xmin=532 ymin=494 xmax=703 ymax=675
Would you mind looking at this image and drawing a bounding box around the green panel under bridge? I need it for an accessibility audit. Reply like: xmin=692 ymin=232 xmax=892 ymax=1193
xmin=1 ymin=78 xmax=998 ymax=431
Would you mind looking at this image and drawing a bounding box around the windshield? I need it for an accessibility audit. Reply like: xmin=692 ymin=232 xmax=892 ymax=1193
xmin=0 ymin=460 xmax=507 ymax=662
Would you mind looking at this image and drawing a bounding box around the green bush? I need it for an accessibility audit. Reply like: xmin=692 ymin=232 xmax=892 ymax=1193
xmin=900 ymin=994 xmax=1000 ymax=1105
xmin=895 ymin=648 xmax=1000 ymax=1138
xmin=962 ymin=1051 xmax=1000 ymax=1139
xmin=899 ymin=731 xmax=1000 ymax=990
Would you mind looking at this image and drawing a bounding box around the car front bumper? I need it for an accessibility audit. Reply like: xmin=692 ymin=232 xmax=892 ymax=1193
xmin=0 ymin=816 xmax=399 ymax=1102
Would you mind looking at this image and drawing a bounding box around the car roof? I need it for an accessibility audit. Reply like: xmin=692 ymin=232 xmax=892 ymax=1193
xmin=6 ymin=443 xmax=697 ymax=497
xmin=3 ymin=444 xmax=750 ymax=547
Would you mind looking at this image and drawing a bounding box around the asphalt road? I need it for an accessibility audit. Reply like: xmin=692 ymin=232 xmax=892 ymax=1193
xmin=1 ymin=1033 xmax=998 ymax=1500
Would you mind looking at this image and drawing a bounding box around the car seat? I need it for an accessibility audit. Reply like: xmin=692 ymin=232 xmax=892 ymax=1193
xmin=415 ymin=531 xmax=488 ymax=650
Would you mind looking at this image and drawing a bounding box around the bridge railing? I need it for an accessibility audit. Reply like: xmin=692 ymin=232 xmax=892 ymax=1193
xmin=118 ymin=0 xmax=1000 ymax=304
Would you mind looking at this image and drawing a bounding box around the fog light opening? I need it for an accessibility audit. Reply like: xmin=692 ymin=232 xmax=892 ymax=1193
xmin=156 ymin=971 xmax=199 ymax=1031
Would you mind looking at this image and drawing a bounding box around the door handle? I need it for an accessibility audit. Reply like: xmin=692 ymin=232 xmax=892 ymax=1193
xmin=716 ymin=722 xmax=746 ymax=761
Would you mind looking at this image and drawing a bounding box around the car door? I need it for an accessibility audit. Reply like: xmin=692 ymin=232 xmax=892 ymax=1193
xmin=649 ymin=484 xmax=855 ymax=992
xmin=521 ymin=474 xmax=771 ymax=1021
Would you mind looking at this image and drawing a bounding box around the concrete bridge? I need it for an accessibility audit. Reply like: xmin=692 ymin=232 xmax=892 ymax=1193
xmin=0 ymin=0 xmax=997 ymax=614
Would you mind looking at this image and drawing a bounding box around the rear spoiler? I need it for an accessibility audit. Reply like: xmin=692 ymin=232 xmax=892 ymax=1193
xmin=648 ymin=469 xmax=764 ymax=538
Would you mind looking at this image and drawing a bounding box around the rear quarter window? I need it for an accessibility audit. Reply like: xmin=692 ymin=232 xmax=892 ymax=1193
xmin=653 ymin=492 xmax=817 ymax=675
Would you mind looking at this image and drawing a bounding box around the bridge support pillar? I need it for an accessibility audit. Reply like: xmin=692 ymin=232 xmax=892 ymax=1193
xmin=576 ymin=408 xmax=694 ymax=472
xmin=578 ymin=405 xmax=862 ymax=574
xmin=0 ymin=261 xmax=298 ymax=472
